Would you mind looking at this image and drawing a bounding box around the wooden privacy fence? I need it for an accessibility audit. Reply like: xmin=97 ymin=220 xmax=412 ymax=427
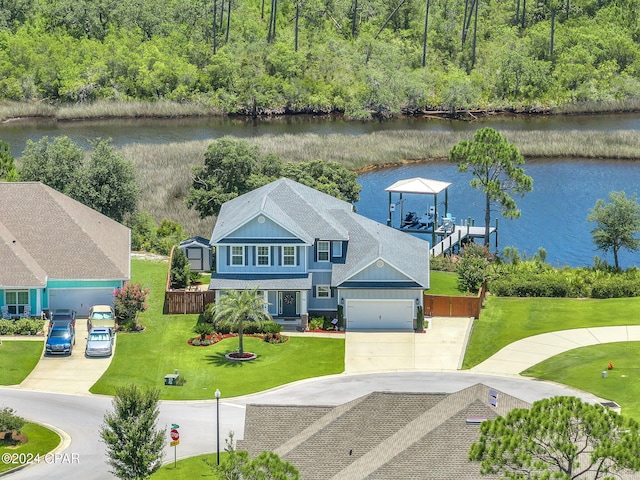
xmin=165 ymin=289 xmax=215 ymax=314
xmin=423 ymin=283 xmax=487 ymax=319
xmin=164 ymin=246 xmax=216 ymax=314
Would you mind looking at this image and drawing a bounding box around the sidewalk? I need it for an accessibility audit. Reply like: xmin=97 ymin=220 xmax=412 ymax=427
xmin=471 ymin=326 xmax=640 ymax=376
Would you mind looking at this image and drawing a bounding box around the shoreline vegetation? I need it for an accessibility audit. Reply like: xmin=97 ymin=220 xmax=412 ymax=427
xmin=4 ymin=98 xmax=640 ymax=123
xmin=5 ymin=100 xmax=640 ymax=237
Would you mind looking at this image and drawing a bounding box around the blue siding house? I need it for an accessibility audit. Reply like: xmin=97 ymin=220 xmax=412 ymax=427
xmin=209 ymin=178 xmax=430 ymax=331
xmin=0 ymin=182 xmax=130 ymax=318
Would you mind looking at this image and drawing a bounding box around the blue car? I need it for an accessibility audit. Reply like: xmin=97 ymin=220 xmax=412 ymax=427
xmin=45 ymin=321 xmax=75 ymax=355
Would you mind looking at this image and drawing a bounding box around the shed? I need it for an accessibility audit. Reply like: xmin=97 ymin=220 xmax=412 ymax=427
xmin=178 ymin=236 xmax=212 ymax=272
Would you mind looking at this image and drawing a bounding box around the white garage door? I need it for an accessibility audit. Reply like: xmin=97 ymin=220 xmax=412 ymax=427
xmin=49 ymin=288 xmax=115 ymax=317
xmin=346 ymin=299 xmax=414 ymax=331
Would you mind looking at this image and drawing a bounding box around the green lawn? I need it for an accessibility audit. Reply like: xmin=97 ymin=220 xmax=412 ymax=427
xmin=0 ymin=341 xmax=44 ymax=385
xmin=151 ymin=453 xmax=226 ymax=479
xmin=0 ymin=423 xmax=61 ymax=474
xmin=522 ymin=342 xmax=640 ymax=422
xmin=462 ymin=295 xmax=640 ymax=369
xmin=91 ymin=259 xmax=344 ymax=400
xmin=427 ymin=271 xmax=460 ymax=295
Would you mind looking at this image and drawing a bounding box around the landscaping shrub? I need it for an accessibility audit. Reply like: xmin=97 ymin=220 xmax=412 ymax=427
xmin=309 ymin=318 xmax=324 ymax=330
xmin=170 ymin=248 xmax=190 ymax=289
xmin=430 ymin=254 xmax=458 ymax=272
xmin=416 ymin=306 xmax=424 ymax=332
xmin=0 ymin=407 xmax=25 ymax=436
xmin=0 ymin=319 xmax=15 ymax=335
xmin=114 ymin=283 xmax=149 ymax=330
xmin=264 ymin=333 xmax=287 ymax=344
xmin=12 ymin=318 xmax=44 ymax=335
xmin=193 ymin=321 xmax=214 ymax=340
xmin=591 ymin=275 xmax=640 ymax=299
xmin=262 ymin=321 xmax=283 ymax=334
xmin=456 ymin=243 xmax=495 ymax=293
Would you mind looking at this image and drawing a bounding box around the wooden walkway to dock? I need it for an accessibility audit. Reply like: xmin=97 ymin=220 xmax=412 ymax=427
xmin=430 ymin=225 xmax=495 ymax=257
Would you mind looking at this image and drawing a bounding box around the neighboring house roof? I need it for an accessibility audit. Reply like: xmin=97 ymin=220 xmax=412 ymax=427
xmin=179 ymin=236 xmax=211 ymax=248
xmin=211 ymin=178 xmax=430 ymax=288
xmin=0 ymin=182 xmax=130 ymax=287
xmin=238 ymin=384 xmax=530 ymax=480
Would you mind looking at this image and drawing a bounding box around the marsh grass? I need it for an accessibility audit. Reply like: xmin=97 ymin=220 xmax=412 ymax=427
xmin=123 ymin=128 xmax=640 ymax=236
xmin=56 ymin=100 xmax=221 ymax=120
xmin=554 ymin=98 xmax=640 ymax=114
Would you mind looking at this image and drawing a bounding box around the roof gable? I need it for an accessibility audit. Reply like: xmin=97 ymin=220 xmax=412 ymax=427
xmin=210 ymin=178 xmax=350 ymax=245
xmin=222 ymin=212 xmax=303 ymax=242
xmin=0 ymin=182 xmax=130 ymax=283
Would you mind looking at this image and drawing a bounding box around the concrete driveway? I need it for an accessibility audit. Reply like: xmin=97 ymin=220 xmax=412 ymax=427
xmin=18 ymin=319 xmax=115 ymax=395
xmin=345 ymin=317 xmax=473 ymax=373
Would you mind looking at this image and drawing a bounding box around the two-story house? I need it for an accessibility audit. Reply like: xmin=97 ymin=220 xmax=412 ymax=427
xmin=209 ymin=178 xmax=430 ymax=331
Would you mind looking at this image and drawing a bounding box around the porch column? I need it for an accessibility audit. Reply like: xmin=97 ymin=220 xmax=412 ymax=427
xmin=300 ymin=290 xmax=308 ymax=315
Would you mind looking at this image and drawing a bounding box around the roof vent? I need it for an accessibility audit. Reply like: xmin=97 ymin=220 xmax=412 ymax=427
xmin=466 ymin=417 xmax=486 ymax=425
xmin=488 ymin=389 xmax=498 ymax=407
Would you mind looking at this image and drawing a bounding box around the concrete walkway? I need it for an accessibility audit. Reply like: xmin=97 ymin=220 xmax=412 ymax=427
xmin=471 ymin=326 xmax=640 ymax=376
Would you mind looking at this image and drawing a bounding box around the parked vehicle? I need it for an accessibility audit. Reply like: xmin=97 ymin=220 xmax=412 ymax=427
xmin=45 ymin=320 xmax=75 ymax=355
xmin=85 ymin=327 xmax=114 ymax=357
xmin=87 ymin=305 xmax=115 ymax=332
xmin=50 ymin=309 xmax=76 ymax=325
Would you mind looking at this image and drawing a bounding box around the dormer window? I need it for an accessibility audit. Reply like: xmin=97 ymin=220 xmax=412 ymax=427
xmin=231 ymin=246 xmax=244 ymax=266
xmin=317 ymin=241 xmax=330 ymax=262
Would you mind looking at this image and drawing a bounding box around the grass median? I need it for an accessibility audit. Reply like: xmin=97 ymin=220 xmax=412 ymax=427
xmin=0 ymin=423 xmax=61 ymax=474
xmin=462 ymin=295 xmax=640 ymax=369
xmin=91 ymin=259 xmax=345 ymax=400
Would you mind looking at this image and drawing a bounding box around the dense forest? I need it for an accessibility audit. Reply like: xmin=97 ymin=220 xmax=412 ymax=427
xmin=0 ymin=0 xmax=638 ymax=117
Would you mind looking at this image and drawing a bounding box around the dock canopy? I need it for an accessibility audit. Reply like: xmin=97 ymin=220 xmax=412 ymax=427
xmin=385 ymin=177 xmax=451 ymax=195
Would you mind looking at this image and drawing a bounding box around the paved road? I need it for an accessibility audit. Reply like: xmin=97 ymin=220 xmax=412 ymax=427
xmin=0 ymin=372 xmax=607 ymax=480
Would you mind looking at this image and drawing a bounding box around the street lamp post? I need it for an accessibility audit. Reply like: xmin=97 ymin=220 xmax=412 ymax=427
xmin=215 ymin=388 xmax=221 ymax=466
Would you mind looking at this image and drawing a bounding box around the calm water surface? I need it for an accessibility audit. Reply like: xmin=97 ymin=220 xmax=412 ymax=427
xmin=357 ymin=159 xmax=640 ymax=267
xmin=2 ymin=113 xmax=639 ymax=267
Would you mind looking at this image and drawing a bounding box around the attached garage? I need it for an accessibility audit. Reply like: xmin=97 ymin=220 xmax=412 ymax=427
xmin=346 ymin=299 xmax=414 ymax=331
xmin=49 ymin=288 xmax=115 ymax=317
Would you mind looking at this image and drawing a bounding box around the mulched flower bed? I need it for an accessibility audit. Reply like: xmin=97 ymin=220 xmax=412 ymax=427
xmin=187 ymin=332 xmax=289 ymax=346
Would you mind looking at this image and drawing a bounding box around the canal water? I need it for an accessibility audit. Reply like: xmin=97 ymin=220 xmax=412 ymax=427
xmin=1 ymin=114 xmax=639 ymax=267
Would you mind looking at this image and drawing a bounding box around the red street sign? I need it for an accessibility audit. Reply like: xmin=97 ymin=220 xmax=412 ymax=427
xmin=170 ymin=429 xmax=179 ymax=441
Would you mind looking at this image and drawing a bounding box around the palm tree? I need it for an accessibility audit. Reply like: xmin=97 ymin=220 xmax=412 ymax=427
xmin=213 ymin=288 xmax=272 ymax=356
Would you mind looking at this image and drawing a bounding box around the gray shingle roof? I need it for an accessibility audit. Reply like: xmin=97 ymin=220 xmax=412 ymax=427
xmin=0 ymin=182 xmax=130 ymax=287
xmin=209 ymin=273 xmax=312 ymax=290
xmin=210 ymin=178 xmax=430 ymax=288
xmin=240 ymin=384 xmax=531 ymax=480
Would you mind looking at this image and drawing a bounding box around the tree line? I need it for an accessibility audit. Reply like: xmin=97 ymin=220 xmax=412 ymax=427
xmin=0 ymin=0 xmax=638 ymax=116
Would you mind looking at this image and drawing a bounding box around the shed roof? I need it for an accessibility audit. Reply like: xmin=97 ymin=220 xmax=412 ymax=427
xmin=385 ymin=177 xmax=451 ymax=195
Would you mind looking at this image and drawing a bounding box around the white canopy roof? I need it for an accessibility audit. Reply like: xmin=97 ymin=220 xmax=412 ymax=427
xmin=385 ymin=177 xmax=451 ymax=195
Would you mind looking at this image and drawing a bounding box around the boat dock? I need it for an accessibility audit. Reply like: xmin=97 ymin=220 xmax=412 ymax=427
xmin=429 ymin=225 xmax=496 ymax=257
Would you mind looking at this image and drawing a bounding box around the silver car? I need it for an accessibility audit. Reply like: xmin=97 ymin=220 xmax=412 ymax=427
xmin=85 ymin=327 xmax=114 ymax=357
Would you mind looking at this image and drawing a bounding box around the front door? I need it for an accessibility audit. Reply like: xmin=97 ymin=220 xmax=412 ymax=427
xmin=281 ymin=291 xmax=297 ymax=317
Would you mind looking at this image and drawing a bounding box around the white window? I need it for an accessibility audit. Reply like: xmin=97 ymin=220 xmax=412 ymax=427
xmin=231 ymin=246 xmax=244 ymax=266
xmin=257 ymin=246 xmax=270 ymax=266
xmin=6 ymin=290 xmax=28 ymax=315
xmin=317 ymin=241 xmax=330 ymax=262
xmin=282 ymin=246 xmax=296 ymax=266
xmin=316 ymin=285 xmax=330 ymax=298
